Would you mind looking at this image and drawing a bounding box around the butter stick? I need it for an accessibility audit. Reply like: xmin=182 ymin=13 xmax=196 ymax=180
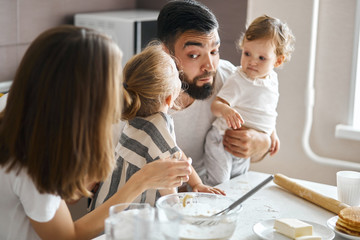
xmin=274 ymin=218 xmax=313 ymax=239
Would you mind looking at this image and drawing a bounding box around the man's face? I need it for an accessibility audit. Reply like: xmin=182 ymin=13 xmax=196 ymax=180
xmin=172 ymin=30 xmax=220 ymax=99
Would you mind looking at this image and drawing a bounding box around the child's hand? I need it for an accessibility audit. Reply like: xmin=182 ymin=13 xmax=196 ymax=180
xmin=192 ymin=183 xmax=226 ymax=196
xmin=211 ymin=97 xmax=244 ymax=129
xmin=269 ymin=131 xmax=280 ymax=156
xmin=222 ymin=107 xmax=244 ymax=130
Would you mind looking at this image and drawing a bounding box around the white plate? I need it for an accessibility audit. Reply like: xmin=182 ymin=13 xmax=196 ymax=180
xmin=253 ymin=219 xmax=335 ymax=240
xmin=327 ymin=216 xmax=360 ymax=240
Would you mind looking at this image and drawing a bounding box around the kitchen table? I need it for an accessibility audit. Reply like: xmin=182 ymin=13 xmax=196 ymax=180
xmin=217 ymin=171 xmax=343 ymax=239
xmin=94 ymin=171 xmax=347 ymax=240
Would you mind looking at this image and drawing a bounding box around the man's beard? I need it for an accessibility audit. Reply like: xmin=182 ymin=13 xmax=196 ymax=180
xmin=180 ymin=71 xmax=216 ymax=100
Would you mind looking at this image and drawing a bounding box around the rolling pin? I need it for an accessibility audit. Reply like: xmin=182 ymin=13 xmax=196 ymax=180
xmin=274 ymin=173 xmax=349 ymax=214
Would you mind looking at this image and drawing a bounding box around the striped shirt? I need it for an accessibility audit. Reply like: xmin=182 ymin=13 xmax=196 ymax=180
xmin=90 ymin=112 xmax=180 ymax=209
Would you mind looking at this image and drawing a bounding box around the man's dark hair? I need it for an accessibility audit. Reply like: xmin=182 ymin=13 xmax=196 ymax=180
xmin=157 ymin=0 xmax=219 ymax=50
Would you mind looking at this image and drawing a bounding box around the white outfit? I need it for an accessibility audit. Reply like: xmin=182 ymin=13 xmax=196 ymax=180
xmin=171 ymin=59 xmax=236 ymax=179
xmin=204 ymin=66 xmax=279 ymax=186
xmin=213 ymin=66 xmax=279 ymax=135
xmin=0 ymin=166 xmax=61 ymax=240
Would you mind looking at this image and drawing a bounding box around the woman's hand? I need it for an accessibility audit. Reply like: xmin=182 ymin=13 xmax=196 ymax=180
xmin=139 ymin=157 xmax=192 ymax=190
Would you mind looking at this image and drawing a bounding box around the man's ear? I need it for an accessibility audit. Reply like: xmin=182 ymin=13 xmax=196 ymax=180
xmin=165 ymin=95 xmax=173 ymax=107
xmin=274 ymin=55 xmax=285 ymax=68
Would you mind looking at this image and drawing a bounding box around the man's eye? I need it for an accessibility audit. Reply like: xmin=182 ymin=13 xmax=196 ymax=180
xmin=189 ymin=54 xmax=199 ymax=59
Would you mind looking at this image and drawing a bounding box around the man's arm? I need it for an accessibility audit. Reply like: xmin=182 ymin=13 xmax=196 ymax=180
xmin=223 ymin=127 xmax=271 ymax=162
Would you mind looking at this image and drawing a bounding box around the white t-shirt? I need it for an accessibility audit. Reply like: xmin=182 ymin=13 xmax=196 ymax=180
xmin=0 ymin=166 xmax=61 ymax=240
xmin=213 ymin=66 xmax=279 ymax=135
xmin=171 ymin=59 xmax=236 ymax=176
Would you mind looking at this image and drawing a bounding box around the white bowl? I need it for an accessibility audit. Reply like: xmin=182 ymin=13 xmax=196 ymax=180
xmin=156 ymin=192 xmax=242 ymax=240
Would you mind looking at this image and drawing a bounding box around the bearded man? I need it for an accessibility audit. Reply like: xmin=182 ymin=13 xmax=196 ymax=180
xmin=158 ymin=0 xmax=271 ymax=185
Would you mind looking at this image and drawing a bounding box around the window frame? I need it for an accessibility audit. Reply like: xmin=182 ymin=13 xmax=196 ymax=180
xmin=335 ymin=0 xmax=360 ymax=141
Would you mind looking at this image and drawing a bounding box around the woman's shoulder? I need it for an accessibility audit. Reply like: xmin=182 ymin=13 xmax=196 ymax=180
xmin=1 ymin=166 xmax=61 ymax=222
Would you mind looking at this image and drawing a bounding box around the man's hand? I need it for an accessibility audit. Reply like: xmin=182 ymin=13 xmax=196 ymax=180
xmin=223 ymin=127 xmax=271 ymax=162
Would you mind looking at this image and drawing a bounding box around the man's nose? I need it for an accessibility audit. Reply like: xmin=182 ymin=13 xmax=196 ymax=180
xmin=201 ymin=55 xmax=215 ymax=72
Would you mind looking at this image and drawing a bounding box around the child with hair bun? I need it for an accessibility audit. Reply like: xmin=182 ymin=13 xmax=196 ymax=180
xmin=92 ymin=42 xmax=224 ymax=209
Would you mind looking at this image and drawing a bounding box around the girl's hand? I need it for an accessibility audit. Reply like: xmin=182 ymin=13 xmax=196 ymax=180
xmin=192 ymin=183 xmax=226 ymax=196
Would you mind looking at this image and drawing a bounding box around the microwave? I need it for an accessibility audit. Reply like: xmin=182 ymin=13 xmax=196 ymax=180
xmin=74 ymin=10 xmax=159 ymax=66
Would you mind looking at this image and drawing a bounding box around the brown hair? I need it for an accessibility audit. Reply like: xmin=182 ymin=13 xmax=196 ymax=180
xmin=121 ymin=42 xmax=181 ymax=120
xmin=239 ymin=15 xmax=295 ymax=62
xmin=0 ymin=25 xmax=122 ymax=201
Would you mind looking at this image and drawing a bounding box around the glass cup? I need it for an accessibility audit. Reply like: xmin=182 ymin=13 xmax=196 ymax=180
xmin=337 ymin=171 xmax=360 ymax=206
xmin=105 ymin=203 xmax=181 ymax=240
xmin=137 ymin=207 xmax=182 ymax=240
xmin=105 ymin=203 xmax=153 ymax=240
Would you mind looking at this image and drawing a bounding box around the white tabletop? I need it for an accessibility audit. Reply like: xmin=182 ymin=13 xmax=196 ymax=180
xmin=217 ymin=171 xmax=345 ymax=240
xmin=94 ymin=171 xmax=348 ymax=240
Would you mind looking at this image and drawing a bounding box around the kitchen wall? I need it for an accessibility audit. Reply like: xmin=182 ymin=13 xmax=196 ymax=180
xmin=0 ymin=0 xmax=247 ymax=83
xmin=0 ymin=0 xmax=140 ymax=83
xmin=247 ymin=0 xmax=360 ymax=185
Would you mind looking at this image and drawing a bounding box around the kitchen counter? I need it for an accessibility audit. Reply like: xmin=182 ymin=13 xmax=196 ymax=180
xmin=94 ymin=171 xmax=348 ymax=239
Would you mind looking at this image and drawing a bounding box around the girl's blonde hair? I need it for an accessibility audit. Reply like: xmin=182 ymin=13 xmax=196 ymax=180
xmin=239 ymin=15 xmax=295 ymax=62
xmin=0 ymin=26 xmax=122 ymax=201
xmin=122 ymin=42 xmax=180 ymax=120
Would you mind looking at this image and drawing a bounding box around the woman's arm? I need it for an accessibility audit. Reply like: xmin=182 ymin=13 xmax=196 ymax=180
xmin=30 ymin=158 xmax=192 ymax=240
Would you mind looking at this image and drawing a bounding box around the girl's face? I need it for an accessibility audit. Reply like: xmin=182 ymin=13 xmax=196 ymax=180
xmin=241 ymin=38 xmax=282 ymax=80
